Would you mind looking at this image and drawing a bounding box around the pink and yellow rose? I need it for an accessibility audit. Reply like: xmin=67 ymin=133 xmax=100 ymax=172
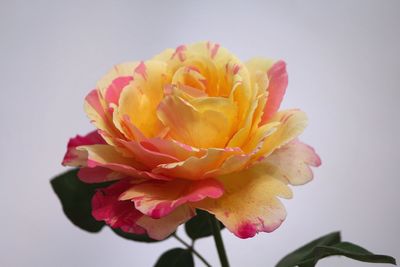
xmin=62 ymin=41 xmax=320 ymax=240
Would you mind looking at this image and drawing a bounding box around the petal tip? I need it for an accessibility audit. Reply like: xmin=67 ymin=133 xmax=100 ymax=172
xmin=236 ymin=222 xmax=257 ymax=239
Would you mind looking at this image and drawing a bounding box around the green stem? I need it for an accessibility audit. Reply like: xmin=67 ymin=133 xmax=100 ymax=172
xmin=173 ymin=233 xmax=211 ymax=267
xmin=209 ymin=214 xmax=230 ymax=267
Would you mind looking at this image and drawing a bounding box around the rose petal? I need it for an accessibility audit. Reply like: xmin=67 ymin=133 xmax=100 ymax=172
xmin=91 ymin=179 xmax=146 ymax=234
xmin=104 ymin=76 xmax=133 ymax=105
xmin=245 ymin=59 xmax=288 ymax=124
xmin=118 ymin=139 xmax=180 ymax=169
xmin=77 ymin=144 xmax=170 ymax=181
xmin=78 ymin=166 xmax=124 ymax=184
xmin=153 ymin=147 xmax=243 ymax=180
xmin=96 ymin=62 xmax=138 ymax=97
xmin=157 ymin=95 xmax=237 ymax=148
xmin=136 ymin=205 xmax=195 ymax=240
xmin=251 ymin=109 xmax=308 ymax=160
xmin=262 ymin=61 xmax=288 ymax=123
xmin=62 ymin=130 xmax=106 ymax=166
xmin=84 ymin=89 xmax=125 ymax=145
xmin=119 ymin=178 xmax=224 ymax=219
xmin=262 ymin=139 xmax=321 ymax=185
xmin=116 ymin=61 xmax=168 ymax=138
xmin=196 ymin=163 xmax=292 ymax=238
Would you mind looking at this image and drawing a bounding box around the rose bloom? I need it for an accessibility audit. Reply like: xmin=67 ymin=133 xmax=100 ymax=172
xmin=62 ymin=42 xmax=320 ymax=240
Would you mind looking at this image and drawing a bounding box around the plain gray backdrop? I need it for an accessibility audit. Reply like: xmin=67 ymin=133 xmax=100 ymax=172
xmin=0 ymin=0 xmax=399 ymax=266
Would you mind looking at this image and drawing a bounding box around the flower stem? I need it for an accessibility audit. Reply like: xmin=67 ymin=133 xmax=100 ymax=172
xmin=208 ymin=214 xmax=230 ymax=267
xmin=173 ymin=233 xmax=211 ymax=267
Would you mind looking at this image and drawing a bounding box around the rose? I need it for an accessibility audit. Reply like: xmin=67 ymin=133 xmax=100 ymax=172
xmin=62 ymin=41 xmax=320 ymax=240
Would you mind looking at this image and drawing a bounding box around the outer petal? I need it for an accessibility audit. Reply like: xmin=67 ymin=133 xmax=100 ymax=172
xmin=77 ymin=144 xmax=169 ymax=182
xmin=84 ymin=89 xmax=125 ymax=145
xmin=136 ymin=205 xmax=195 ymax=240
xmin=261 ymin=61 xmax=288 ymax=123
xmin=92 ymin=179 xmax=194 ymax=240
xmin=91 ymin=179 xmax=146 ymax=234
xmin=119 ymin=178 xmax=224 ymax=219
xmin=245 ymin=58 xmax=274 ymax=97
xmin=104 ymin=76 xmax=132 ymax=105
xmin=251 ymin=109 xmax=308 ymax=160
xmin=62 ymin=131 xmax=106 ymax=166
xmin=245 ymin=59 xmax=288 ymax=124
xmin=263 ymin=139 xmax=321 ymax=185
xmin=195 ymin=163 xmax=292 ymax=239
xmin=96 ymin=62 xmax=139 ymax=97
xmin=78 ymin=166 xmax=123 ymax=184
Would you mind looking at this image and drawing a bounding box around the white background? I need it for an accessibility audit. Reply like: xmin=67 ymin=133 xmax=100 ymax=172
xmin=0 ymin=1 xmax=399 ymax=266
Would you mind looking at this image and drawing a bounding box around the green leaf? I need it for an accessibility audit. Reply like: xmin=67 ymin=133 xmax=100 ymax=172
xmin=111 ymin=228 xmax=164 ymax=243
xmin=310 ymin=242 xmax=397 ymax=266
xmin=185 ymin=209 xmax=225 ymax=240
xmin=154 ymin=248 xmax=194 ymax=267
xmin=50 ymin=169 xmax=108 ymax=232
xmin=276 ymin=231 xmax=396 ymax=267
xmin=276 ymin=232 xmax=341 ymax=267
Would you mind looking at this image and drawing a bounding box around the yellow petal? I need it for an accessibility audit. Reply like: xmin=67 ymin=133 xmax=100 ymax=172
xmin=96 ymin=62 xmax=139 ymax=97
xmin=136 ymin=206 xmax=195 ymax=240
xmin=195 ymin=162 xmax=292 ymax=238
xmin=117 ymin=61 xmax=169 ymax=138
xmin=157 ymin=95 xmax=237 ymax=148
xmin=153 ymin=147 xmax=242 ymax=180
xmin=245 ymin=58 xmax=274 ymax=96
xmin=251 ymin=109 xmax=308 ymax=160
xmin=262 ymin=139 xmax=321 ymax=185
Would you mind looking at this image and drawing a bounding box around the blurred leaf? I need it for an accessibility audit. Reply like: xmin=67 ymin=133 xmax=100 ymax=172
xmin=111 ymin=228 xmax=164 ymax=243
xmin=50 ymin=169 xmax=107 ymax=232
xmin=154 ymin=248 xmax=194 ymax=267
xmin=185 ymin=209 xmax=225 ymax=240
xmin=276 ymin=232 xmax=396 ymax=267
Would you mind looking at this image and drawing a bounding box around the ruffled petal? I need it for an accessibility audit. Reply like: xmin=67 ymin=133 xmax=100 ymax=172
xmin=92 ymin=179 xmax=194 ymax=240
xmin=157 ymin=95 xmax=237 ymax=148
xmin=91 ymin=179 xmax=146 ymax=234
xmin=77 ymin=167 xmax=124 ymax=184
xmin=261 ymin=61 xmax=288 ymax=123
xmin=251 ymin=109 xmax=308 ymax=160
xmin=77 ymin=144 xmax=169 ymax=182
xmin=153 ymin=148 xmax=243 ymax=180
xmin=104 ymin=76 xmax=133 ymax=105
xmin=118 ymin=139 xmax=180 ymax=169
xmin=96 ymin=62 xmax=138 ymax=97
xmin=228 ymin=93 xmax=266 ymax=148
xmin=136 ymin=205 xmax=195 ymax=240
xmin=245 ymin=59 xmax=288 ymax=124
xmin=245 ymin=58 xmax=274 ymax=95
xmin=84 ymin=89 xmax=125 ymax=145
xmin=195 ymin=163 xmax=292 ymax=238
xmin=139 ymin=138 xmax=204 ymax=161
xmin=62 ymin=131 xmax=106 ymax=166
xmin=262 ymin=139 xmax=321 ymax=185
xmin=119 ymin=178 xmax=223 ymax=219
xmin=116 ymin=61 xmax=168 ymax=138
xmin=117 ymin=129 xmax=205 ymax=162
